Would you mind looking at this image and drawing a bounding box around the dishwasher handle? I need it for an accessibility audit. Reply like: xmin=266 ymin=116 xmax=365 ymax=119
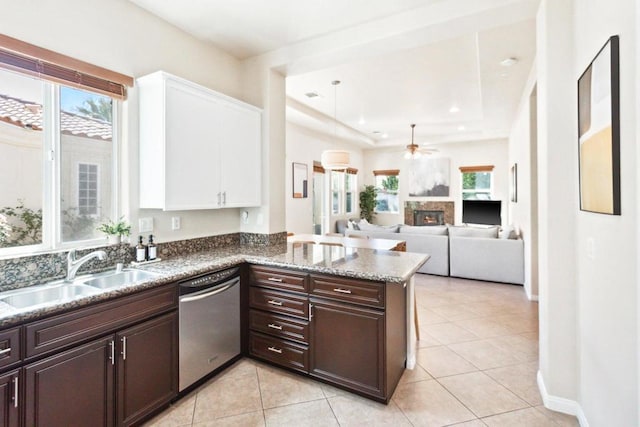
xmin=179 ymin=277 xmax=239 ymax=303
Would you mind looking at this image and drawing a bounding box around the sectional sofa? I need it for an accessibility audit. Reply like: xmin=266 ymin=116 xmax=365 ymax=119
xmin=340 ymin=221 xmax=524 ymax=285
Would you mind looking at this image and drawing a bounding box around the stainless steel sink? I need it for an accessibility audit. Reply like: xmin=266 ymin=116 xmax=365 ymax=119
xmin=81 ymin=269 xmax=160 ymax=290
xmin=0 ymin=284 xmax=100 ymax=309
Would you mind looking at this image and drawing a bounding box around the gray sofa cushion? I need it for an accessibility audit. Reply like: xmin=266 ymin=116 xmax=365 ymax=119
xmin=399 ymin=225 xmax=448 ymax=235
xmin=448 ymin=226 xmax=499 ymax=239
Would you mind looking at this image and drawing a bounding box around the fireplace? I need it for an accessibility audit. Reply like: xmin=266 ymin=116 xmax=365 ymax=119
xmin=405 ymin=201 xmax=454 ymax=226
xmin=414 ymin=210 xmax=445 ymax=226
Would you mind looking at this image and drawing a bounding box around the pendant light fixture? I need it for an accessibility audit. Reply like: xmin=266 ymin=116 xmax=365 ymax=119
xmin=321 ymin=80 xmax=350 ymax=170
xmin=404 ymin=124 xmax=422 ymax=160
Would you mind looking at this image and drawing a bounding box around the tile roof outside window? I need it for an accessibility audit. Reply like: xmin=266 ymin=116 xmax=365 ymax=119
xmin=0 ymin=93 xmax=112 ymax=140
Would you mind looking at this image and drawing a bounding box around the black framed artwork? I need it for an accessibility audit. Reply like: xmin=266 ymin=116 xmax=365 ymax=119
xmin=577 ymin=35 xmax=621 ymax=215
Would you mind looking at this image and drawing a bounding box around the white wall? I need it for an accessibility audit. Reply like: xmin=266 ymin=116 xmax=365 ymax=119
xmin=363 ymin=139 xmax=509 ymax=226
xmin=285 ymin=122 xmax=364 ymax=234
xmin=574 ymin=0 xmax=638 ymax=425
xmin=0 ymin=0 xmax=253 ymax=243
xmin=536 ymin=1 xmax=639 ymax=426
xmin=509 ymin=63 xmax=539 ymax=299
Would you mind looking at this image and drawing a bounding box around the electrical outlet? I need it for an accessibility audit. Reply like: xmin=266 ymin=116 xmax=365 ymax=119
xmin=586 ymin=237 xmax=595 ymax=260
xmin=241 ymin=211 xmax=249 ymax=224
xmin=138 ymin=217 xmax=153 ymax=233
xmin=171 ymin=216 xmax=181 ymax=230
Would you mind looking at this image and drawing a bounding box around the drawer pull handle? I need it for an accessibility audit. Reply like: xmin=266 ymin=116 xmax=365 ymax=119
xmin=0 ymin=347 xmax=11 ymax=356
xmin=267 ymin=277 xmax=284 ymax=283
xmin=267 ymin=323 xmax=283 ymax=330
xmin=268 ymin=346 xmax=283 ymax=354
xmin=267 ymin=300 xmax=283 ymax=306
xmin=333 ymin=288 xmax=352 ymax=294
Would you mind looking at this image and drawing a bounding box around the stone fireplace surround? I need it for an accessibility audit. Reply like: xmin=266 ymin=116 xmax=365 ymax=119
xmin=404 ymin=201 xmax=454 ymax=226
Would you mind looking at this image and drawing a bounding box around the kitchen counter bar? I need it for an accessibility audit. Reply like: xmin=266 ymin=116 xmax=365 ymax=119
xmin=0 ymin=243 xmax=429 ymax=339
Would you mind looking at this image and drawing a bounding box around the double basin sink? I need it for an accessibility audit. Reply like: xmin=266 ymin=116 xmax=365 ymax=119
xmin=0 ymin=268 xmax=160 ymax=311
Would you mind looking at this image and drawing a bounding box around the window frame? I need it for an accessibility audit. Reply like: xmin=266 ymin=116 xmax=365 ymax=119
xmin=0 ymin=74 xmax=120 ymax=257
xmin=373 ymin=169 xmax=400 ymax=214
xmin=459 ymin=165 xmax=494 ymax=201
xmin=344 ymin=171 xmax=357 ymax=215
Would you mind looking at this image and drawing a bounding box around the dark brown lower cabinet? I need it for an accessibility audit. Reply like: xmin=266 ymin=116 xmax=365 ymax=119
xmin=117 ymin=312 xmax=178 ymax=427
xmin=309 ymin=298 xmax=385 ymax=399
xmin=25 ymin=336 xmax=115 ymax=426
xmin=23 ymin=312 xmax=177 ymax=427
xmin=0 ymin=370 xmax=20 ymax=427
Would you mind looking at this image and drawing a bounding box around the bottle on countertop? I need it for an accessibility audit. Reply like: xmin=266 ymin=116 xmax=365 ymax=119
xmin=147 ymin=234 xmax=157 ymax=261
xmin=135 ymin=236 xmax=147 ymax=262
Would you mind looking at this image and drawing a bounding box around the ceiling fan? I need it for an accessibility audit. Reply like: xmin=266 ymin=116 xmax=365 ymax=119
xmin=403 ymin=124 xmax=438 ymax=159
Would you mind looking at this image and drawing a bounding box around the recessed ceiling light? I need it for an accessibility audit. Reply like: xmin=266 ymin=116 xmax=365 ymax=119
xmin=449 ymin=106 xmax=460 ymax=113
xmin=458 ymin=125 xmax=465 ymax=131
xmin=358 ymin=117 xmax=366 ymax=125
xmin=382 ymin=133 xmax=388 ymax=138
xmin=500 ymin=57 xmax=519 ymax=67
xmin=372 ymin=130 xmax=381 ymax=134
xmin=305 ymin=92 xmax=319 ymax=98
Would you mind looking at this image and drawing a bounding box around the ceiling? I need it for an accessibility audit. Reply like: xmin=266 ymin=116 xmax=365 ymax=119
xmin=129 ymin=0 xmax=539 ymax=149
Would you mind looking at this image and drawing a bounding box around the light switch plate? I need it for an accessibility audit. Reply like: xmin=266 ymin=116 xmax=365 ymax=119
xmin=139 ymin=217 xmax=153 ymax=233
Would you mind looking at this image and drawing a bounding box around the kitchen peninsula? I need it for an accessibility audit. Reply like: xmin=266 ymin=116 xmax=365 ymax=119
xmin=0 ymin=241 xmax=428 ymax=423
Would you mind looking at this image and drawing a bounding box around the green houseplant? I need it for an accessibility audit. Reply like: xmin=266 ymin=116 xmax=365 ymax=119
xmin=97 ymin=217 xmax=131 ymax=244
xmin=359 ymin=185 xmax=377 ymax=223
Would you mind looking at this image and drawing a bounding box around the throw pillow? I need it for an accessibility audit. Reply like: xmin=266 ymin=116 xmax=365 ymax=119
xmin=399 ymin=225 xmax=448 ymax=235
xmin=499 ymin=225 xmax=518 ymax=239
xmin=448 ymin=225 xmax=499 ymax=238
xmin=358 ymin=222 xmax=400 ymax=233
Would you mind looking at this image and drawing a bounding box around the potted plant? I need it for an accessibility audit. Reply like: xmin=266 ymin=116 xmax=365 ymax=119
xmin=359 ymin=185 xmax=377 ymax=223
xmin=97 ymin=217 xmax=131 ymax=244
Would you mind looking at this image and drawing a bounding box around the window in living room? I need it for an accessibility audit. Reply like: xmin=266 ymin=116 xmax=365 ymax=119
xmin=331 ymin=170 xmax=344 ymax=214
xmin=345 ymin=168 xmax=357 ymax=214
xmin=460 ymin=165 xmax=494 ymax=200
xmin=374 ymin=169 xmax=400 ymax=213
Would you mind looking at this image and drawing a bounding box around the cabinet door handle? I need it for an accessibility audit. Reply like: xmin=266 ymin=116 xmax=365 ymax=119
xmin=12 ymin=377 xmax=18 ymax=408
xmin=267 ymin=323 xmax=283 ymax=330
xmin=0 ymin=347 xmax=11 ymax=356
xmin=267 ymin=346 xmax=282 ymax=354
xmin=267 ymin=300 xmax=283 ymax=306
xmin=121 ymin=337 xmax=127 ymax=361
xmin=217 ymin=192 xmax=222 ymax=206
xmin=309 ymin=303 xmax=313 ymax=320
xmin=333 ymin=288 xmax=352 ymax=294
xmin=223 ymin=191 xmax=226 ymax=205
xmin=267 ymin=277 xmax=283 ymax=283
xmin=109 ymin=340 xmax=115 ymax=365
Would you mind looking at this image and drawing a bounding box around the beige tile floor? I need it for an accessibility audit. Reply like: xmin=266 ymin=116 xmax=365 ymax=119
xmin=145 ymin=275 xmax=579 ymax=427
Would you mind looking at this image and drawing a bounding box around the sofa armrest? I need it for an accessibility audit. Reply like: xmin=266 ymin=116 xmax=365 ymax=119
xmin=449 ymin=236 xmax=524 ymax=284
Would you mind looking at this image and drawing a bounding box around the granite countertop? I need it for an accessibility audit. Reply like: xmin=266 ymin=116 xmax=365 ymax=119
xmin=0 ymin=243 xmax=429 ymax=327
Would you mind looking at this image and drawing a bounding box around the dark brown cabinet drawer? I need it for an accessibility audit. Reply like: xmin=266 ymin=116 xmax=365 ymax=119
xmin=25 ymin=285 xmax=177 ymax=359
xmin=249 ymin=309 xmax=309 ymax=344
xmin=249 ymin=332 xmax=308 ymax=373
xmin=250 ymin=266 xmax=308 ymax=293
xmin=0 ymin=328 xmax=20 ymax=370
xmin=249 ymin=287 xmax=309 ymax=320
xmin=310 ymin=275 xmax=385 ymax=308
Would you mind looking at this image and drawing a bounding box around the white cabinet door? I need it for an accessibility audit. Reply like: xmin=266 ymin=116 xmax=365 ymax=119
xmin=164 ymin=81 xmax=224 ymax=210
xmin=219 ymin=103 xmax=261 ymax=207
xmin=138 ymin=71 xmax=262 ymax=211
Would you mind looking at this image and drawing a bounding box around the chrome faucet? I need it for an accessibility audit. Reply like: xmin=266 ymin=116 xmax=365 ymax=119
xmin=66 ymin=249 xmax=107 ymax=281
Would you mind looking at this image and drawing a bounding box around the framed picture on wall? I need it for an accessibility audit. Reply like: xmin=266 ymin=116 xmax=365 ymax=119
xmin=292 ymin=162 xmax=308 ymax=198
xmin=577 ymin=35 xmax=621 ymax=215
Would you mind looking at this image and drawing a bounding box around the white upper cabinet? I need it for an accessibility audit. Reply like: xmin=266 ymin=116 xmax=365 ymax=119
xmin=138 ymin=71 xmax=262 ymax=211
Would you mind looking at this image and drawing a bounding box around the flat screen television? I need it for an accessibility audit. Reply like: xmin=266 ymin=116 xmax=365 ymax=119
xmin=462 ymin=200 xmax=502 ymax=225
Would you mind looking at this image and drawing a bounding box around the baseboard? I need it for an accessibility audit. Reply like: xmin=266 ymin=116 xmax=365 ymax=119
xmin=524 ymin=285 xmax=539 ymax=301
xmin=537 ymin=370 xmax=589 ymax=426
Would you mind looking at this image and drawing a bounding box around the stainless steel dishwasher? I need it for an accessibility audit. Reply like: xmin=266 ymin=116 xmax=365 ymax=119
xmin=178 ymin=267 xmax=240 ymax=391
